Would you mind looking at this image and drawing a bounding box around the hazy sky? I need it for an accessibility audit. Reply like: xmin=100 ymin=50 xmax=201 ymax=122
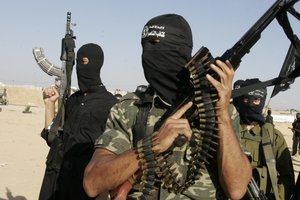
xmin=0 ymin=0 xmax=300 ymax=110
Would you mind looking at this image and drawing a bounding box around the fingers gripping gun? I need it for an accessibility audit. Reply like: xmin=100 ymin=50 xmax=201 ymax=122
xmin=158 ymin=0 xmax=299 ymax=198
xmin=161 ymin=0 xmax=300 ymax=146
xmin=106 ymin=1 xmax=300 ymax=199
xmin=32 ymin=12 xmax=76 ymax=145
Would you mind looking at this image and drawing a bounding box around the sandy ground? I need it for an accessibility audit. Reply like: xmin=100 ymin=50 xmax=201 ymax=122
xmin=0 ymin=86 xmax=299 ymax=200
xmin=0 ymin=105 xmax=47 ymax=200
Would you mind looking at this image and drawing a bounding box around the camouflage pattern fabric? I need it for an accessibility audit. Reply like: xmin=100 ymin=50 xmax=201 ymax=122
xmin=95 ymin=92 xmax=241 ymax=199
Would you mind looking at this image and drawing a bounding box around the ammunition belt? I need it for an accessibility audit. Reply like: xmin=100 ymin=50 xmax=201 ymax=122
xmin=138 ymin=47 xmax=219 ymax=198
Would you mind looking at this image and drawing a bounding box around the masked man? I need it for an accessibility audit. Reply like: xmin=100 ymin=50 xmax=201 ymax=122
xmin=233 ymin=78 xmax=294 ymax=200
xmin=83 ymin=14 xmax=252 ymax=200
xmin=39 ymin=43 xmax=118 ymax=200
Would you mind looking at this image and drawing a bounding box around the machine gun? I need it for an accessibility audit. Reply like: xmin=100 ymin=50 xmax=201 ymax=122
xmin=232 ymin=36 xmax=300 ymax=98
xmin=219 ymin=0 xmax=299 ymax=70
xmin=186 ymin=0 xmax=299 ymax=199
xmin=149 ymin=0 xmax=299 ymax=199
xmin=161 ymin=0 xmax=300 ymax=146
xmin=32 ymin=12 xmax=76 ymax=145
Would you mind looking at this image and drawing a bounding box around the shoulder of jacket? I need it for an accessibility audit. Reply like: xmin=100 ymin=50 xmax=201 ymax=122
xmin=229 ymin=103 xmax=239 ymax=120
xmin=111 ymin=92 xmax=141 ymax=110
xmin=119 ymin=92 xmax=140 ymax=102
xmin=67 ymin=91 xmax=82 ymax=101
xmin=263 ymin=122 xmax=273 ymax=129
xmin=262 ymin=123 xmax=277 ymax=135
xmin=262 ymin=123 xmax=285 ymax=143
xmin=273 ymin=127 xmax=284 ymax=138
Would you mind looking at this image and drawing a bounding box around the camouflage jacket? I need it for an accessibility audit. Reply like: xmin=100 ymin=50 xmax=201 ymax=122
xmin=95 ymin=92 xmax=240 ymax=200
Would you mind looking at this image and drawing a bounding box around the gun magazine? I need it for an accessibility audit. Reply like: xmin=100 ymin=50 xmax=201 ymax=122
xmin=32 ymin=47 xmax=63 ymax=77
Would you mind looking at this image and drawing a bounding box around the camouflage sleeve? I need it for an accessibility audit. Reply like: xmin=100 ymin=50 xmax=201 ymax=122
xmin=94 ymin=94 xmax=140 ymax=155
xmin=274 ymin=128 xmax=295 ymax=199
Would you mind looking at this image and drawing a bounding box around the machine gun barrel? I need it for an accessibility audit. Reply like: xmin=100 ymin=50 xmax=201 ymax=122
xmin=220 ymin=0 xmax=299 ymax=70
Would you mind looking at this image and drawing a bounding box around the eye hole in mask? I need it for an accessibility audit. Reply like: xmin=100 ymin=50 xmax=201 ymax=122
xmin=81 ymin=57 xmax=89 ymax=65
xmin=243 ymin=97 xmax=261 ymax=105
xmin=143 ymin=36 xmax=161 ymax=46
xmin=76 ymin=57 xmax=89 ymax=65
xmin=150 ymin=38 xmax=160 ymax=44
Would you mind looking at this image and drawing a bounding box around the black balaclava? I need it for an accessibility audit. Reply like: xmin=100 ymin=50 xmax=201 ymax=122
xmin=232 ymin=79 xmax=245 ymax=111
xmin=141 ymin=14 xmax=193 ymax=104
xmin=237 ymin=78 xmax=267 ymax=125
xmin=76 ymin=43 xmax=104 ymax=93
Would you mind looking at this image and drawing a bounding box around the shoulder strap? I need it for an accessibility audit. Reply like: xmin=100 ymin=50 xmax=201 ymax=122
xmin=242 ymin=131 xmax=262 ymax=142
xmin=132 ymin=90 xmax=153 ymax=148
xmin=261 ymin=124 xmax=280 ymax=200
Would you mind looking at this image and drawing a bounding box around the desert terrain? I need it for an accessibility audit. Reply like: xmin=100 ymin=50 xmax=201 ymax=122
xmin=0 ymin=85 xmax=299 ymax=200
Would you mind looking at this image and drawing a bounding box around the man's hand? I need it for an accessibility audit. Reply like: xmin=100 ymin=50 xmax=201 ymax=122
xmin=152 ymin=102 xmax=193 ymax=153
xmin=206 ymin=60 xmax=234 ymax=115
xmin=42 ymin=85 xmax=59 ymax=128
xmin=43 ymin=85 xmax=59 ymax=104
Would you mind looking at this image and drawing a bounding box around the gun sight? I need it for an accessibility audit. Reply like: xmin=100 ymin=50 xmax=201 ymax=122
xmin=66 ymin=12 xmax=76 ymax=38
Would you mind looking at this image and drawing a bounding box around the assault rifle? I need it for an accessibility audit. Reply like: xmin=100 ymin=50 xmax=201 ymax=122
xmin=32 ymin=12 xmax=76 ymax=145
